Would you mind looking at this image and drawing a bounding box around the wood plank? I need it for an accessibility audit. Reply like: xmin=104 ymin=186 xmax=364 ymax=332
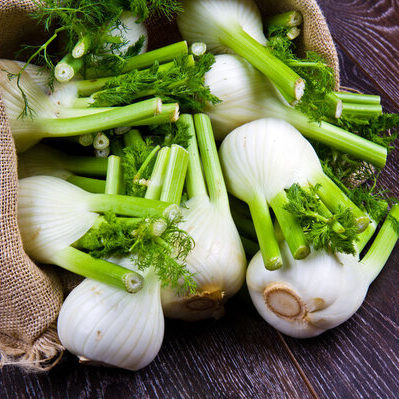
xmin=317 ymin=0 xmax=399 ymax=105
xmin=282 ymin=44 xmax=399 ymax=399
xmin=0 ymin=298 xmax=315 ymax=399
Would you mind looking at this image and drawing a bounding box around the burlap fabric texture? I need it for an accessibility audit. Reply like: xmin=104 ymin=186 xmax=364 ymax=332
xmin=0 ymin=0 xmax=339 ymax=372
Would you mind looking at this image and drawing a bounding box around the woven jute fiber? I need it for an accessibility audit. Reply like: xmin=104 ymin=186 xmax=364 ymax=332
xmin=0 ymin=0 xmax=339 ymax=372
xmin=259 ymin=0 xmax=340 ymax=88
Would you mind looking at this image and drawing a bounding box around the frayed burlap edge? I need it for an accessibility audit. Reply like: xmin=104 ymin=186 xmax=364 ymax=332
xmin=0 ymin=323 xmax=64 ymax=372
xmin=259 ymin=0 xmax=340 ymax=89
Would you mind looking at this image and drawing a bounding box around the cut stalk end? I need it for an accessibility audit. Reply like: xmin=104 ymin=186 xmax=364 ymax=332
xmin=356 ymin=216 xmax=371 ymax=233
xmin=294 ymin=245 xmax=311 ymax=260
xmin=190 ymin=42 xmax=207 ymax=56
xmin=295 ymin=79 xmax=305 ymax=101
xmin=287 ymin=27 xmax=301 ymax=40
xmin=72 ymin=35 xmax=91 ymax=59
xmin=93 ymin=132 xmax=110 ymax=150
xmin=264 ymin=283 xmax=306 ymax=319
xmin=55 ymin=63 xmax=75 ymax=83
xmin=155 ymin=98 xmax=163 ymax=115
xmin=335 ymin=99 xmax=343 ymax=118
xmin=123 ymin=272 xmax=144 ymax=293
xmin=72 ymin=42 xmax=85 ymax=59
xmin=170 ymin=103 xmax=180 ymax=122
xmin=78 ymin=133 xmax=94 ymax=147
xmin=265 ymin=256 xmax=283 ymax=271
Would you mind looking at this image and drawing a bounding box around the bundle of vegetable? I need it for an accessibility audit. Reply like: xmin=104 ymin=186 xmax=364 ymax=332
xmin=0 ymin=59 xmax=174 ymax=152
xmin=177 ymin=0 xmax=305 ymax=103
xmin=17 ymin=175 xmax=195 ymax=293
xmin=161 ymin=114 xmax=247 ymax=320
xmin=246 ymin=204 xmax=399 ymax=338
xmin=219 ymin=118 xmax=370 ymax=270
xmin=57 ymin=260 xmax=165 ymax=370
xmin=55 ymin=141 xmax=192 ymax=370
xmin=71 ymin=53 xmax=219 ymax=113
xmin=54 ymin=10 xmax=149 ymax=82
xmin=16 ymin=0 xmax=184 ymax=84
xmin=205 ymin=55 xmax=388 ymax=169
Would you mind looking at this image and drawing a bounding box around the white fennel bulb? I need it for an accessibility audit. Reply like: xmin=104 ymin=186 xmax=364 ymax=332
xmin=58 ymin=258 xmax=164 ymax=371
xmin=247 ymin=204 xmax=399 ymax=338
xmin=2 ymin=60 xmax=100 ymax=111
xmin=161 ymin=114 xmax=246 ymax=321
xmin=162 ymin=196 xmax=246 ymax=320
xmin=18 ymin=175 xmax=98 ymax=262
xmin=205 ymin=54 xmax=386 ymax=169
xmin=107 ymin=11 xmax=148 ymax=55
xmin=1 ymin=60 xmax=163 ymax=152
xmin=204 ymin=54 xmax=284 ymax=139
xmin=178 ymin=0 xmax=266 ymax=54
xmin=17 ymin=175 xmax=175 ymax=292
xmin=12 ymin=61 xmax=51 ymax=92
xmin=177 ymin=0 xmax=304 ymax=102
xmin=0 ymin=60 xmax=59 ymax=123
xmin=181 ymin=196 xmax=245 ymax=296
xmin=219 ymin=118 xmax=369 ymax=269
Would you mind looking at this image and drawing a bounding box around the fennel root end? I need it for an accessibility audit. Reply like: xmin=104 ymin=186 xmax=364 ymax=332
xmin=263 ymin=283 xmax=306 ymax=320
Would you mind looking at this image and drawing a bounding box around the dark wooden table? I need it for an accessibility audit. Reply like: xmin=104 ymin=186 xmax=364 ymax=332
xmin=1 ymin=1 xmax=399 ymax=398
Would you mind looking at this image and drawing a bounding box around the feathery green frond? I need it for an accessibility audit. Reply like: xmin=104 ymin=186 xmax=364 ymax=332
xmin=285 ymin=183 xmax=359 ymax=254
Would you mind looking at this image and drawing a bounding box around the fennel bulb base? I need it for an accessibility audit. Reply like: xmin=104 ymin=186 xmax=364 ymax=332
xmin=162 ymin=289 xmax=225 ymax=321
xmin=263 ymin=283 xmax=309 ymax=320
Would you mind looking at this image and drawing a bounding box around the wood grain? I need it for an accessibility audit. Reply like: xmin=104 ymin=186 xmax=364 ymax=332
xmin=282 ymin=45 xmax=399 ymax=399
xmin=0 ymin=300 xmax=315 ymax=399
xmin=317 ymin=0 xmax=399 ymax=105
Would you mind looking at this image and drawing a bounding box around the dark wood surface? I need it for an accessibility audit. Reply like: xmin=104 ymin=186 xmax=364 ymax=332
xmin=1 ymin=1 xmax=399 ymax=398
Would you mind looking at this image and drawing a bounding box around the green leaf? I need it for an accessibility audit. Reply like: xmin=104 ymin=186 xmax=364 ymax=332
xmin=284 ymin=183 xmax=358 ymax=254
xmin=91 ymin=53 xmax=220 ymax=112
xmin=79 ymin=211 xmax=197 ymax=294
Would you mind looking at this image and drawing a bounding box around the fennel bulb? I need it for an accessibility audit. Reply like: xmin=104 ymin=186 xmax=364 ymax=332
xmin=177 ymin=0 xmax=305 ymax=102
xmin=64 ymin=11 xmax=148 ymax=80
xmin=161 ymin=114 xmax=246 ymax=320
xmin=219 ymin=118 xmax=369 ymax=269
xmin=205 ymin=54 xmax=387 ymax=168
xmin=58 ymin=257 xmax=164 ymax=371
xmin=17 ymin=176 xmax=175 ymax=291
xmin=0 ymin=60 xmax=164 ymax=152
xmin=105 ymin=11 xmax=148 ymax=56
xmin=247 ymin=205 xmax=399 ymax=338
xmin=56 ymin=11 xmax=148 ymax=81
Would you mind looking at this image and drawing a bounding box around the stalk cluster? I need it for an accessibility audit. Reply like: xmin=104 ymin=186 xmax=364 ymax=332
xmin=1 ymin=0 xmax=397 ymax=371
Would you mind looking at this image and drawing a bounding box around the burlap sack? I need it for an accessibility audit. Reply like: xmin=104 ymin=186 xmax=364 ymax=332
xmin=259 ymin=0 xmax=340 ymax=88
xmin=0 ymin=0 xmax=339 ymax=372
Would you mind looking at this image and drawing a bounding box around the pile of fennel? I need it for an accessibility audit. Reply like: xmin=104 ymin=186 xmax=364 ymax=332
xmin=161 ymin=114 xmax=246 ymax=320
xmin=56 ymin=138 xmax=191 ymax=370
xmin=220 ymin=117 xmax=398 ymax=337
xmin=247 ymin=204 xmax=399 ymax=338
xmin=1 ymin=0 xmax=397 ymax=373
xmin=220 ymin=118 xmax=370 ymax=269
